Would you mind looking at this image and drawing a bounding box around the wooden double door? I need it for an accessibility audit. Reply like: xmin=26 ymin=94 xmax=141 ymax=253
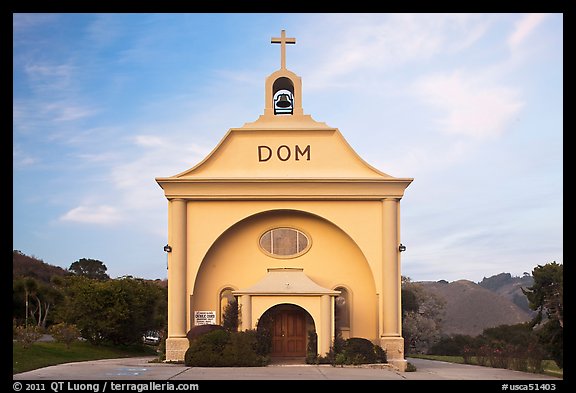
xmin=270 ymin=310 xmax=306 ymax=357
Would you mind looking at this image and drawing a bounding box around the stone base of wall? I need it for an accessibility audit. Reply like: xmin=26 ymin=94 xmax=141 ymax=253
xmin=165 ymin=337 xmax=189 ymax=362
xmin=380 ymin=336 xmax=406 ymax=372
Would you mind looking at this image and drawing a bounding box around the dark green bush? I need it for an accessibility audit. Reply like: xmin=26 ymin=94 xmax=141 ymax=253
xmin=222 ymin=299 xmax=239 ymax=332
xmin=428 ymin=334 xmax=479 ymax=356
xmin=222 ymin=330 xmax=268 ymax=366
xmin=333 ymin=329 xmax=346 ymax=354
xmin=185 ymin=329 xmax=230 ymax=367
xmin=252 ymin=328 xmax=272 ymax=356
xmin=374 ymin=343 xmax=387 ymax=363
xmin=306 ymin=334 xmax=388 ymax=365
xmin=184 ymin=329 xmax=268 ymax=367
xmin=186 ymin=324 xmax=224 ymax=342
xmin=344 ymin=337 xmax=377 ymax=364
xmin=306 ymin=331 xmax=318 ymax=364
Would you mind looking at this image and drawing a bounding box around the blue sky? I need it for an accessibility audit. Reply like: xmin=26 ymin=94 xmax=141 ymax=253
xmin=13 ymin=13 xmax=563 ymax=283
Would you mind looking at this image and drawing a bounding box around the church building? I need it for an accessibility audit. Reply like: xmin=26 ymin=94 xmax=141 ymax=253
xmin=156 ymin=30 xmax=413 ymax=370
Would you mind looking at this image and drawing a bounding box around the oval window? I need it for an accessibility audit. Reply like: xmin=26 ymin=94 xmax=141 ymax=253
xmin=259 ymin=227 xmax=310 ymax=258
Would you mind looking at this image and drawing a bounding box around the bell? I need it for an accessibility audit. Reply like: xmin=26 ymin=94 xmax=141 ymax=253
xmin=275 ymin=93 xmax=292 ymax=108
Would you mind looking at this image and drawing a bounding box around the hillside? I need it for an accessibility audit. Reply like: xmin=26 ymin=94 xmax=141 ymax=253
xmin=419 ymin=279 xmax=534 ymax=337
xmin=12 ymin=250 xmax=168 ymax=287
xmin=478 ymin=272 xmax=534 ymax=314
xmin=12 ymin=250 xmax=70 ymax=283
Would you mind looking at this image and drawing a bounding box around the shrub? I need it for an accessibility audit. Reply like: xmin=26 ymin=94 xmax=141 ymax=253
xmin=185 ymin=329 xmax=231 ymax=367
xmin=339 ymin=337 xmax=387 ymax=365
xmin=428 ymin=334 xmax=478 ymax=356
xmin=14 ymin=325 xmax=43 ymax=349
xmin=489 ymin=345 xmax=509 ymax=369
xmin=334 ymin=353 xmax=347 ymax=366
xmin=306 ymin=331 xmax=318 ymax=364
xmin=510 ymin=352 xmax=529 ymax=372
xmin=184 ymin=329 xmax=268 ymax=367
xmin=252 ymin=328 xmax=272 ymax=357
xmin=222 ymin=299 xmax=239 ymax=332
xmin=186 ymin=324 xmax=224 ymax=342
xmin=222 ymin=331 xmax=268 ymax=366
xmin=344 ymin=338 xmax=377 ymax=364
xmin=526 ymin=342 xmax=544 ymax=373
xmin=307 ymin=335 xmax=387 ymax=366
xmin=476 ymin=345 xmax=490 ymax=366
xmin=374 ymin=344 xmax=387 ymax=363
xmin=49 ymin=323 xmax=80 ymax=349
xmin=462 ymin=346 xmax=473 ymax=364
xmin=333 ymin=329 xmax=346 ymax=354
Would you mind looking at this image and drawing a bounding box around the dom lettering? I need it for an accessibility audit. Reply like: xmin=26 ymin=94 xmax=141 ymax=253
xmin=258 ymin=145 xmax=311 ymax=162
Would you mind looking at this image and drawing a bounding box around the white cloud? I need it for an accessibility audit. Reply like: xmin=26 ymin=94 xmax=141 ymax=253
xmin=508 ymin=13 xmax=548 ymax=49
xmin=414 ymin=70 xmax=524 ymax=139
xmin=60 ymin=205 xmax=123 ymax=225
xmin=297 ymin=13 xmax=490 ymax=90
xmin=372 ymin=139 xmax=472 ymax=179
xmin=13 ymin=13 xmax=58 ymax=31
xmin=85 ymin=14 xmax=124 ymax=47
xmin=25 ymin=63 xmax=74 ymax=79
xmin=110 ymin=135 xmax=210 ymax=196
xmin=13 ymin=145 xmax=39 ymax=168
xmin=46 ymin=102 xmax=97 ymax=122
xmin=24 ymin=63 xmax=76 ymax=93
xmin=15 ymin=61 xmax=96 ymax=133
xmin=132 ymin=135 xmax=167 ymax=148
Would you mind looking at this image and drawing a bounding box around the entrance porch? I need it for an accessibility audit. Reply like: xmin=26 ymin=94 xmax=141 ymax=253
xmin=232 ymin=268 xmax=339 ymax=357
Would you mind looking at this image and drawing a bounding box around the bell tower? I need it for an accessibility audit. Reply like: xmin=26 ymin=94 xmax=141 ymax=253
xmin=244 ymin=29 xmax=327 ymax=129
xmin=264 ymin=30 xmax=304 ymax=117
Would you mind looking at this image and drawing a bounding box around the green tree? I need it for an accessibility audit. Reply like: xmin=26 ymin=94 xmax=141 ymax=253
xmin=401 ymin=276 xmax=420 ymax=317
xmin=481 ymin=322 xmax=535 ymax=346
xmin=30 ymin=283 xmax=61 ymax=328
xmin=523 ymin=262 xmax=563 ymax=328
xmin=522 ymin=262 xmax=563 ymax=368
xmin=68 ymin=258 xmax=110 ymax=280
xmin=57 ymin=276 xmax=167 ymax=345
xmin=13 ymin=277 xmax=38 ymax=327
xmin=14 ymin=275 xmax=65 ymax=328
xmin=222 ymin=298 xmax=239 ymax=332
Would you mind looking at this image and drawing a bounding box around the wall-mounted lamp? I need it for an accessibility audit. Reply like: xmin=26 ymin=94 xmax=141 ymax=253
xmin=398 ymin=244 xmax=406 ymax=252
xmin=163 ymin=244 xmax=172 ymax=253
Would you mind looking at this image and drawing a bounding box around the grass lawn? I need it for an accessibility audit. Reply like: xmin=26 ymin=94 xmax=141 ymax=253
xmin=13 ymin=341 xmax=158 ymax=375
xmin=407 ymin=354 xmax=563 ymax=378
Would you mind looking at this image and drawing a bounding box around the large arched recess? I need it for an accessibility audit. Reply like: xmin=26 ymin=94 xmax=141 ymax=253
xmin=192 ymin=209 xmax=378 ymax=340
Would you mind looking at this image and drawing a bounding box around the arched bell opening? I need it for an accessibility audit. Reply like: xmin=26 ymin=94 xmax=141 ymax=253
xmin=272 ymin=77 xmax=294 ymax=115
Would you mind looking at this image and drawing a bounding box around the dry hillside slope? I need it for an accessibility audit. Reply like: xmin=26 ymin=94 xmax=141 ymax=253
xmin=419 ymin=279 xmax=533 ymax=336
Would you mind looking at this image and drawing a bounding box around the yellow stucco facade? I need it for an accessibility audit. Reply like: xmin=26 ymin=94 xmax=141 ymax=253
xmin=156 ymin=30 xmax=412 ymax=370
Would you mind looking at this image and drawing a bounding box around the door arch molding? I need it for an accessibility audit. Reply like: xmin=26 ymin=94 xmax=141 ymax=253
xmin=257 ymin=303 xmax=314 ymax=357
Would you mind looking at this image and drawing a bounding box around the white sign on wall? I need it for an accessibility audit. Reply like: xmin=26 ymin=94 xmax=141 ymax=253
xmin=194 ymin=310 xmax=217 ymax=326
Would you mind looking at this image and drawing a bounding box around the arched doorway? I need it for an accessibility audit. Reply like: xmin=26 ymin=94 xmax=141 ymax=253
xmin=258 ymin=304 xmax=314 ymax=358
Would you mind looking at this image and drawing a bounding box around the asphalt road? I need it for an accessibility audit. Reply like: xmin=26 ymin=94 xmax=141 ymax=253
xmin=12 ymin=356 xmax=562 ymax=381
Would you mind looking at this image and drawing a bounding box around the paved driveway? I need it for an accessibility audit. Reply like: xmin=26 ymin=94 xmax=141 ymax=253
xmin=13 ymin=356 xmax=562 ymax=381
